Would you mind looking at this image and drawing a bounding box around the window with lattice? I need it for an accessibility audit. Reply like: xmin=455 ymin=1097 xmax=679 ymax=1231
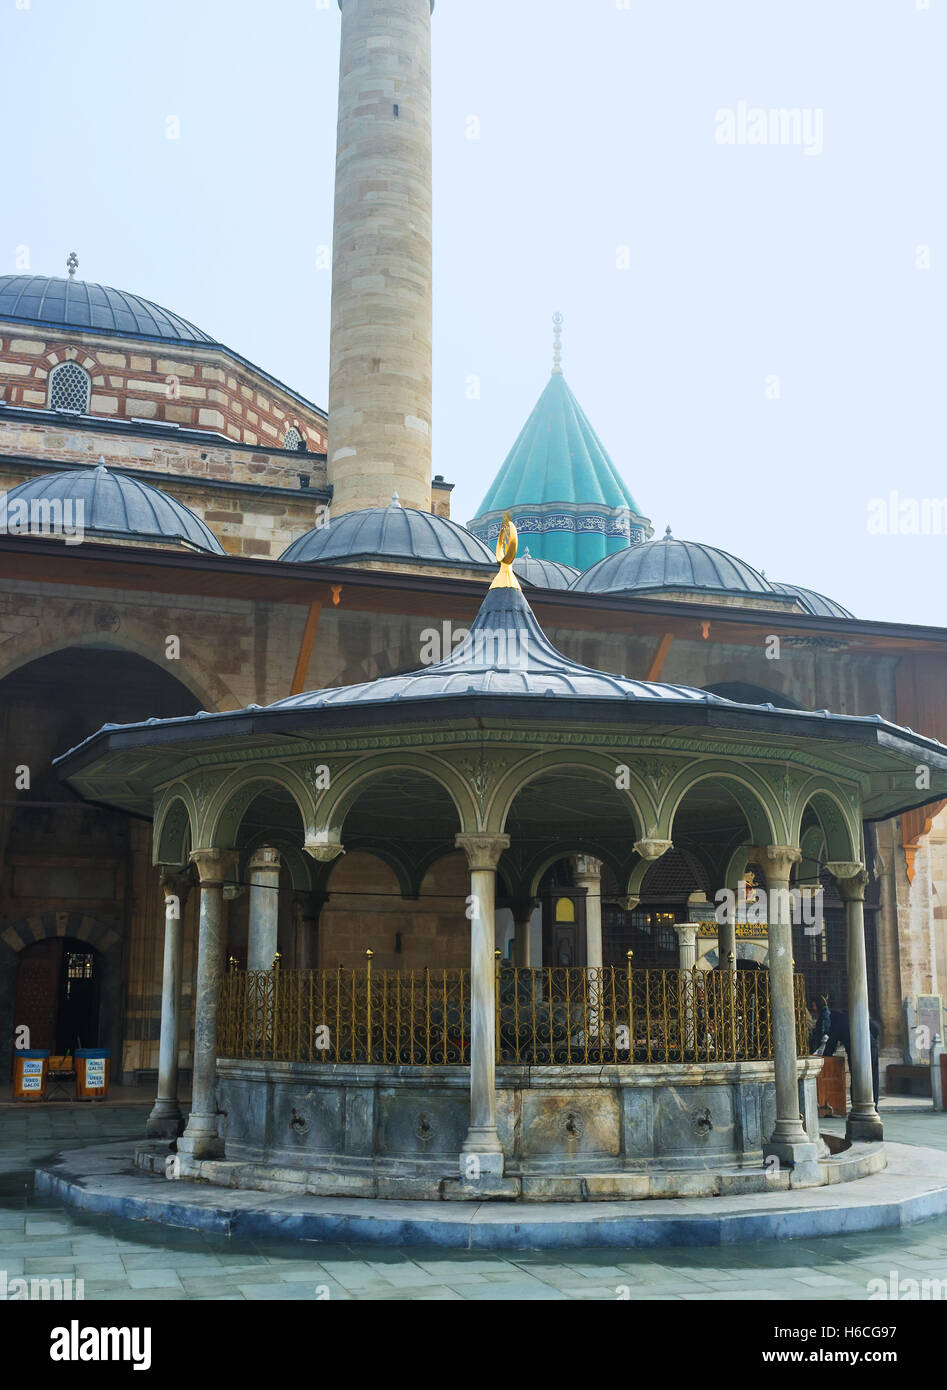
xmin=283 ymin=427 xmax=303 ymax=451
xmin=49 ymin=362 xmax=91 ymax=413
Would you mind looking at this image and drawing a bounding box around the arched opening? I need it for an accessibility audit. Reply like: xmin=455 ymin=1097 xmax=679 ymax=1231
xmin=321 ymin=771 xmax=463 ymax=970
xmin=603 ymin=849 xmax=711 ymax=967
xmin=0 ymin=646 xmax=203 ymax=1081
xmin=503 ymin=766 xmax=638 ymax=967
xmin=791 ymin=803 xmax=880 ymax=1018
xmin=14 ymin=936 xmax=100 ymax=1053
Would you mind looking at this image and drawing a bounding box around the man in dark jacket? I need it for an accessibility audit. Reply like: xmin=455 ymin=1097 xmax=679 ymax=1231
xmin=824 ymin=1008 xmax=880 ymax=1106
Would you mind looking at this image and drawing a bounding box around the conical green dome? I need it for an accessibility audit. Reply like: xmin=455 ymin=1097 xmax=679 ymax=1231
xmin=469 ymin=372 xmax=651 ymax=569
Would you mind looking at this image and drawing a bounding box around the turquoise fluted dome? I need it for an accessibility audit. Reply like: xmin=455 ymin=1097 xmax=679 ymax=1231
xmin=468 ymin=372 xmax=651 ymax=569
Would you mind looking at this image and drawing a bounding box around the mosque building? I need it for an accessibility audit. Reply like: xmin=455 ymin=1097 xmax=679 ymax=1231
xmin=1 ymin=0 xmax=946 ymax=1136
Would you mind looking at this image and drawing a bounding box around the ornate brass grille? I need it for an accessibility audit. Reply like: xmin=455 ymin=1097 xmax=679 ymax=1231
xmin=218 ymin=961 xmax=809 ymax=1066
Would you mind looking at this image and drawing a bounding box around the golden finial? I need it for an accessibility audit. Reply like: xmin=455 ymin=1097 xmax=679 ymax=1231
xmin=489 ymin=511 xmax=521 ymax=591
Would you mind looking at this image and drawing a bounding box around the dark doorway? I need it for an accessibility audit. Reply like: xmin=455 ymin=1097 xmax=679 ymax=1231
xmin=539 ymin=862 xmax=588 ymax=966
xmin=13 ymin=936 xmax=100 ymax=1054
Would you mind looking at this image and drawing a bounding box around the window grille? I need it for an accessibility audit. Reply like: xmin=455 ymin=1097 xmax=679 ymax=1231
xmin=49 ymin=362 xmax=91 ymax=413
xmin=283 ymin=427 xmax=303 ymax=451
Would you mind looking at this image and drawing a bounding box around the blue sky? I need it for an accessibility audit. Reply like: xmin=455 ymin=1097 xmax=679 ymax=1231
xmin=2 ymin=0 xmax=944 ymax=623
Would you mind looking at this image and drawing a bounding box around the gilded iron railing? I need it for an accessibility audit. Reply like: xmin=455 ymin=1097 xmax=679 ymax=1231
xmin=218 ymin=959 xmax=810 ymax=1066
xmin=219 ymin=961 xmax=469 ymax=1065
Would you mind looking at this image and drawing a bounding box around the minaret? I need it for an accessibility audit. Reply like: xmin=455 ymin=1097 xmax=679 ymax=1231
xmin=328 ymin=0 xmax=434 ymax=517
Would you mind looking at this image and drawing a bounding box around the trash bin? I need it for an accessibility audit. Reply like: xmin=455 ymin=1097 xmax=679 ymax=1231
xmin=13 ymin=1049 xmax=50 ymax=1101
xmin=74 ymin=1048 xmax=109 ymax=1101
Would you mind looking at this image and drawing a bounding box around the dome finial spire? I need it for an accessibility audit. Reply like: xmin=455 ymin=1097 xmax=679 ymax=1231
xmin=552 ymin=311 xmax=564 ymax=375
xmin=490 ymin=511 xmax=522 ymax=591
xmin=66 ymin=252 xmax=78 ymax=280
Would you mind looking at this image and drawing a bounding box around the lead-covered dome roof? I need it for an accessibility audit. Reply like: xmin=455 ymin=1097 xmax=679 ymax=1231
xmin=281 ymin=495 xmax=495 ymax=570
xmin=0 ymin=275 xmax=215 ymax=345
xmin=571 ymin=531 xmax=772 ymax=598
xmin=769 ymin=582 xmax=854 ymax=620
xmin=513 ymin=553 xmax=579 ymax=589
xmin=4 ymin=460 xmax=224 ymax=552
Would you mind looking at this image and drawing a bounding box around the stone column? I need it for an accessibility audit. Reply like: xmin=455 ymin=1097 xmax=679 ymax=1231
xmin=757 ymin=845 xmax=820 ymax=1179
xmin=509 ymin=898 xmax=537 ymax=967
xmin=455 ymin=832 xmax=509 ymax=1178
xmin=328 ymin=0 xmax=435 ymax=515
xmin=146 ymin=869 xmax=192 ymax=1139
xmin=573 ymin=855 xmax=603 ymax=967
xmin=293 ymin=893 xmax=326 ymax=972
xmin=247 ymin=847 xmax=281 ymax=971
xmin=177 ymin=849 xmax=236 ymax=1161
xmin=827 ymin=861 xmax=884 ymax=1142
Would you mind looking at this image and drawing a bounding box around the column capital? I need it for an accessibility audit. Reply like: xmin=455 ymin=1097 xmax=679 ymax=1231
xmin=617 ymin=895 xmax=640 ymax=912
xmin=634 ymin=838 xmax=673 ymax=861
xmin=455 ymin=833 xmax=510 ymax=872
xmin=748 ymin=844 xmax=802 ymax=881
xmin=573 ymin=853 xmax=603 ymax=881
xmin=159 ymin=867 xmax=192 ymax=905
xmin=303 ymin=838 xmax=345 ymax=863
xmin=507 ymin=896 xmax=538 ymax=924
xmin=248 ymin=845 xmax=281 ymax=874
xmin=825 ymin=861 xmax=868 ymax=900
xmin=188 ymin=848 xmax=237 ymax=885
xmin=673 ymin=923 xmax=698 ymax=948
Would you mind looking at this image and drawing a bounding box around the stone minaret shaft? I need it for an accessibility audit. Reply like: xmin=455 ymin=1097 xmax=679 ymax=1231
xmin=328 ymin=0 xmax=434 ymax=516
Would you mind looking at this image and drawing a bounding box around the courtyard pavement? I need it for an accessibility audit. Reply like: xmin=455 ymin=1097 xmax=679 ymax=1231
xmin=2 ymin=1103 xmax=946 ymax=1300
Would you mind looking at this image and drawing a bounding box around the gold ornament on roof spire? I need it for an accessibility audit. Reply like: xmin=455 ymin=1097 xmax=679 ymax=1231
xmin=489 ymin=511 xmax=521 ymax=590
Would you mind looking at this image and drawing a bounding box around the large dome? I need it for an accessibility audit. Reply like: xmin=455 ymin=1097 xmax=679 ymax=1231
xmin=281 ymin=496 xmax=495 ymax=570
xmin=0 ymin=275 xmax=215 ymax=345
xmin=571 ymin=532 xmax=772 ymax=599
xmin=770 ymin=582 xmax=854 ymax=620
xmin=4 ymin=461 xmax=224 ymax=552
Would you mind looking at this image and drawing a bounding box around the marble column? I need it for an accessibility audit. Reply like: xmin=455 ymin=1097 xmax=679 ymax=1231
xmin=455 ymin=832 xmax=510 ymax=1178
xmin=509 ymin=898 xmax=537 ymax=967
xmin=247 ymin=847 xmax=281 ymax=971
xmin=177 ymin=849 xmax=236 ymax=1161
xmin=146 ymin=869 xmax=192 ymax=1139
xmin=717 ymin=920 xmax=738 ymax=974
xmin=758 ymin=845 xmax=820 ymax=1177
xmin=827 ymin=861 xmax=883 ymax=1142
xmin=673 ymin=923 xmax=698 ymax=971
xmin=573 ymin=855 xmax=603 ymax=968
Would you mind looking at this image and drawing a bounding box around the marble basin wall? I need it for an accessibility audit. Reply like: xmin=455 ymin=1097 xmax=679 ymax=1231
xmin=216 ymin=1058 xmax=823 ymax=1175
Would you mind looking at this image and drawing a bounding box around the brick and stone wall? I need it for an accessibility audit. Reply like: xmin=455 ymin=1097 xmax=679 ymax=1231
xmin=0 ymin=325 xmax=327 ymax=451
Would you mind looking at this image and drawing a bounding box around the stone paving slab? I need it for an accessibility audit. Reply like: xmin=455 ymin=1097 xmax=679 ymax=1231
xmin=34 ymin=1137 xmax=947 ymax=1250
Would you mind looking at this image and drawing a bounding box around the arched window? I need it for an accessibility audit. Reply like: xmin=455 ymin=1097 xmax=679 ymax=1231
xmin=283 ymin=427 xmax=304 ymax=452
xmin=48 ymin=362 xmax=91 ymax=414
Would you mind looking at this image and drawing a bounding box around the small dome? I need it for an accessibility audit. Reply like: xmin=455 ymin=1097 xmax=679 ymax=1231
xmin=769 ymin=582 xmax=854 ymax=620
xmin=0 ymin=275 xmax=215 ymax=345
xmin=571 ymin=531 xmax=772 ymax=598
xmin=513 ymin=552 xmax=579 ymax=589
xmin=4 ymin=461 xmax=224 ymax=552
xmin=281 ymin=496 xmax=495 ymax=570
